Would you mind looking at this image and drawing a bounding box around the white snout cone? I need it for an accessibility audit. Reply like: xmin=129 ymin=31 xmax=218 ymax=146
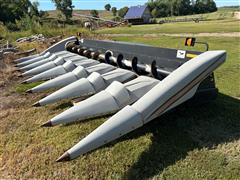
xmin=16 ymin=51 xmax=70 ymax=67
xmin=24 ymin=59 xmax=99 ymax=83
xmin=56 ymin=51 xmax=226 ymax=161
xmin=16 ymin=52 xmax=52 ymax=67
xmin=35 ymin=69 xmax=137 ymax=106
xmin=15 ymin=54 xmax=41 ymax=64
xmin=20 ymin=52 xmax=77 ymax=72
xmin=29 ymin=64 xmax=116 ymax=93
xmin=21 ymin=55 xmax=87 ymax=77
xmin=45 ymin=76 xmax=159 ymax=126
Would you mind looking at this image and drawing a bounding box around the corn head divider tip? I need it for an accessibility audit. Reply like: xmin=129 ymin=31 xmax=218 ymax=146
xmin=15 ymin=36 xmax=226 ymax=161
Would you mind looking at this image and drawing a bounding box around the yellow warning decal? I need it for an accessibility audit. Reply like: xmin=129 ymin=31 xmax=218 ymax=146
xmin=186 ymin=53 xmax=198 ymax=59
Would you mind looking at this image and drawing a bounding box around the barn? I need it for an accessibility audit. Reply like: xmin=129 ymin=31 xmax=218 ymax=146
xmin=124 ymin=5 xmax=152 ymax=25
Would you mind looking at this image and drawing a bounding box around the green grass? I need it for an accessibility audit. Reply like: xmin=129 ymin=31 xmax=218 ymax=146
xmin=1 ymin=26 xmax=92 ymax=43
xmin=1 ymin=36 xmax=239 ymax=179
xmin=97 ymin=19 xmax=240 ymax=34
xmin=15 ymin=82 xmax=44 ymax=93
xmin=1 ymin=85 xmax=239 ymax=179
xmin=156 ymin=7 xmax=239 ymax=21
xmin=97 ymin=7 xmax=240 ymax=35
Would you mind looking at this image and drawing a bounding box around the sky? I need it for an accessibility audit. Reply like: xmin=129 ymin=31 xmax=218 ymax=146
xmin=31 ymin=0 xmax=240 ymax=11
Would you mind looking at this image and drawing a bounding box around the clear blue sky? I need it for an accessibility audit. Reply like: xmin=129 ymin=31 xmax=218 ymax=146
xmin=32 ymin=0 xmax=240 ymax=11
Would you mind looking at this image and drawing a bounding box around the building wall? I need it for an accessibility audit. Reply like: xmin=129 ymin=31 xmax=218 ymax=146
xmin=142 ymin=8 xmax=152 ymax=23
xmin=128 ymin=18 xmax=144 ymax=25
xmin=125 ymin=6 xmax=152 ymax=25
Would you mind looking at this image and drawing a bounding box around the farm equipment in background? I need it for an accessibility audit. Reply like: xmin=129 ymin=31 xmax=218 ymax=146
xmin=73 ymin=13 xmax=126 ymax=30
xmin=14 ymin=36 xmax=226 ymax=162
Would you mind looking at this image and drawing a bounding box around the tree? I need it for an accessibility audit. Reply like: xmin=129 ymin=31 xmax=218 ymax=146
xmin=148 ymin=1 xmax=169 ymax=18
xmin=206 ymin=0 xmax=217 ymax=12
xmin=180 ymin=0 xmax=193 ymax=15
xmin=0 ymin=0 xmax=32 ymax=24
xmin=147 ymin=0 xmax=214 ymax=17
xmin=112 ymin=7 xmax=117 ymax=16
xmin=105 ymin=4 xmax=111 ymax=11
xmin=90 ymin=10 xmax=99 ymax=18
xmin=194 ymin=0 xmax=217 ymax=13
xmin=118 ymin=6 xmax=129 ymax=18
xmin=173 ymin=0 xmax=192 ymax=16
xmin=29 ymin=1 xmax=40 ymax=17
xmin=147 ymin=0 xmax=171 ymax=17
xmin=194 ymin=0 xmax=206 ymax=13
xmin=52 ymin=0 xmax=74 ymax=21
xmin=151 ymin=8 xmax=160 ymax=18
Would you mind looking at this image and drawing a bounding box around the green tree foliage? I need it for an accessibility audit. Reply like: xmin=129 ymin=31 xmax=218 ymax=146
xmin=16 ymin=14 xmax=41 ymax=31
xmin=151 ymin=2 xmax=169 ymax=18
xmin=112 ymin=7 xmax=117 ymax=16
xmin=118 ymin=7 xmax=129 ymax=18
xmin=52 ymin=0 xmax=74 ymax=21
xmin=29 ymin=1 xmax=40 ymax=17
xmin=105 ymin=4 xmax=111 ymax=11
xmin=0 ymin=0 xmax=44 ymax=31
xmin=194 ymin=0 xmax=217 ymax=14
xmin=90 ymin=10 xmax=99 ymax=18
xmin=147 ymin=0 xmax=217 ymax=18
xmin=112 ymin=16 xmax=121 ymax=22
xmin=172 ymin=0 xmax=193 ymax=16
xmin=0 ymin=0 xmax=32 ymax=24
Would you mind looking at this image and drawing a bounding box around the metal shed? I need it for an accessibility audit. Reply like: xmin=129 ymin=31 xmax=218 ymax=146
xmin=124 ymin=5 xmax=151 ymax=24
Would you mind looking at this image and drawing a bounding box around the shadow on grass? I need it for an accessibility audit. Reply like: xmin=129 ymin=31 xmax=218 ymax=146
xmin=51 ymin=96 xmax=93 ymax=111
xmin=118 ymin=93 xmax=240 ymax=179
xmin=52 ymin=102 xmax=73 ymax=110
xmin=63 ymin=114 xmax=112 ymax=127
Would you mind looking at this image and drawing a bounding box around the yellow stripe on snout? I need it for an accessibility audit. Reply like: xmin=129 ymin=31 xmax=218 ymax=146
xmin=187 ymin=54 xmax=198 ymax=59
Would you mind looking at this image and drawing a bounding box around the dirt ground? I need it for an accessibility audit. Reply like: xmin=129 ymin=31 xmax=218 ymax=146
xmin=0 ymin=54 xmax=51 ymax=179
xmin=0 ymin=55 xmax=28 ymax=114
xmin=0 ymin=44 xmax=48 ymax=118
xmin=235 ymin=12 xmax=240 ymax=19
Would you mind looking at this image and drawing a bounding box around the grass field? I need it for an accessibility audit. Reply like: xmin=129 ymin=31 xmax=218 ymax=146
xmin=0 ymin=8 xmax=240 ymax=179
xmin=0 ymin=25 xmax=91 ymax=44
xmin=97 ymin=19 xmax=240 ymax=34
xmin=46 ymin=7 xmax=238 ymax=22
xmin=97 ymin=8 xmax=240 ymax=35
xmin=156 ymin=7 xmax=239 ymax=21
xmin=48 ymin=9 xmax=114 ymax=21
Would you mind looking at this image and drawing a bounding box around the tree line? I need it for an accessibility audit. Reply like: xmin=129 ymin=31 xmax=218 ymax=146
xmin=88 ymin=4 xmax=128 ymax=20
xmin=147 ymin=0 xmax=217 ymax=18
xmin=0 ymin=0 xmax=75 ymax=23
xmin=0 ymin=0 xmax=75 ymax=30
xmin=103 ymin=1 xmax=217 ymax=20
xmin=0 ymin=0 xmax=218 ymax=31
xmin=0 ymin=0 xmax=45 ymax=25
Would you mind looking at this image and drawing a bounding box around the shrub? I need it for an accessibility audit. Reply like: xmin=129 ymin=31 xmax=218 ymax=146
xmin=118 ymin=7 xmax=129 ymax=18
xmin=5 ymin=22 xmax=19 ymax=31
xmin=90 ymin=10 xmax=99 ymax=18
xmin=112 ymin=16 xmax=122 ymax=22
xmin=0 ymin=24 xmax=8 ymax=38
xmin=149 ymin=18 xmax=157 ymax=24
